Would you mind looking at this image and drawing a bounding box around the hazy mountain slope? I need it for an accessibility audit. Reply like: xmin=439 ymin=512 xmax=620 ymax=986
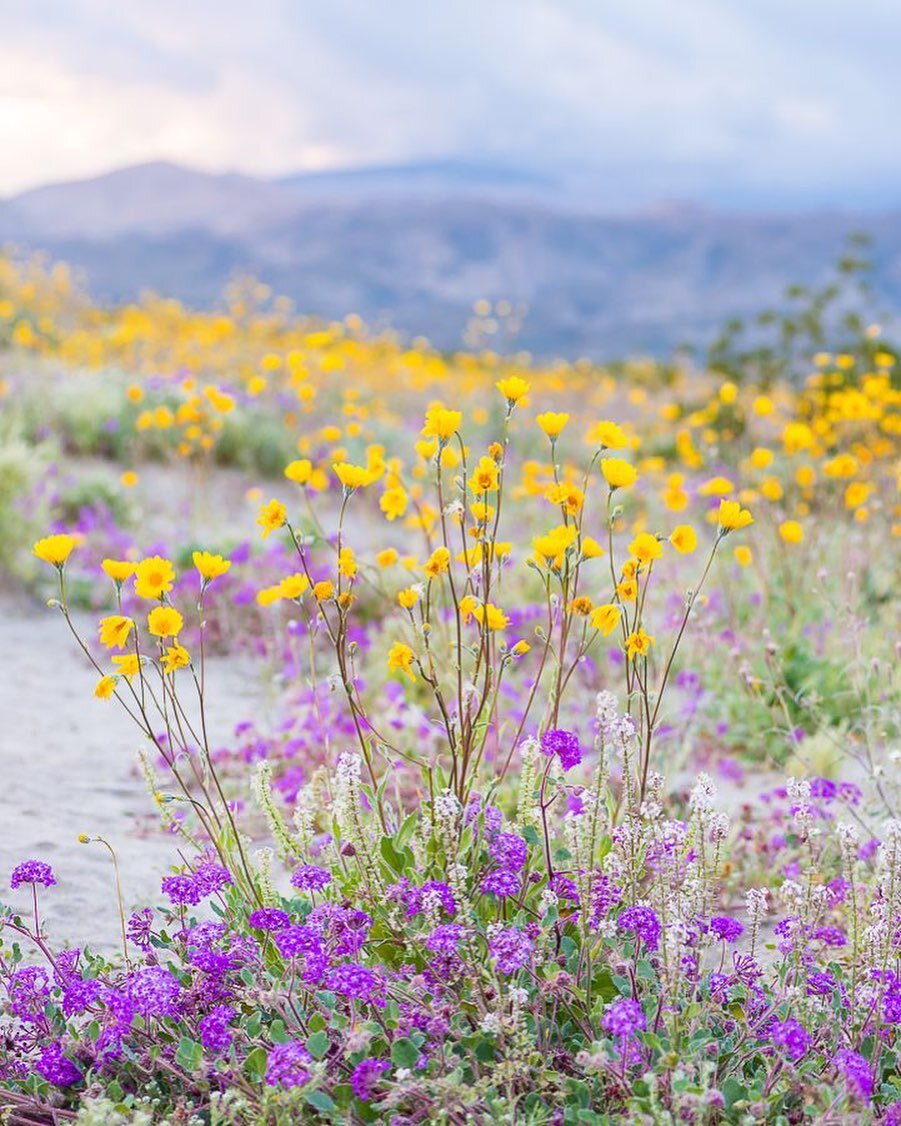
xmin=2 ymin=162 xmax=899 ymax=356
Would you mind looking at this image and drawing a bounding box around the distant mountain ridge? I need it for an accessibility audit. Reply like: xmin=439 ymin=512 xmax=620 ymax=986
xmin=2 ymin=160 xmax=900 ymax=357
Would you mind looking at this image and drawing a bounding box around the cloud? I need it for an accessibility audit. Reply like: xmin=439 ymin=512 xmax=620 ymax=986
xmin=1 ymin=0 xmax=899 ymax=204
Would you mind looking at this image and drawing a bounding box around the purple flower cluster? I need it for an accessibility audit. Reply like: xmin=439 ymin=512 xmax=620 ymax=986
xmin=161 ymin=863 xmax=233 ymax=907
xmin=325 ymin=963 xmax=383 ymax=1004
xmin=488 ymin=927 xmax=534 ymax=974
xmin=602 ymin=998 xmax=646 ymax=1037
xmin=35 ymin=1042 xmax=82 ymax=1087
xmin=124 ymin=967 xmax=182 ymax=1020
xmin=291 ymin=864 xmax=332 ymax=891
xmin=248 ymin=908 xmax=290 ymax=931
xmin=617 ymin=906 xmax=661 ymax=952
xmin=480 ymin=869 xmax=521 ymax=899
xmin=199 ymin=1005 xmax=235 ymax=1055
xmin=709 ymin=915 xmax=744 ymax=944
xmin=10 ymin=860 xmax=56 ymax=889
xmin=771 ymin=1018 xmax=811 ymax=1061
xmin=265 ymin=1040 xmax=313 ymax=1088
xmin=834 ymin=1049 xmax=873 ymax=1102
xmin=350 ymin=1056 xmax=390 ymax=1101
xmin=488 ymin=832 xmax=528 ymax=870
xmin=540 ymin=729 xmax=582 ymax=771
xmin=425 ymin=924 xmax=466 ymax=956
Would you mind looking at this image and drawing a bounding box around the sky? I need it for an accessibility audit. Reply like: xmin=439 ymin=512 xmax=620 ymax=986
xmin=2 ymin=0 xmax=899 ymax=207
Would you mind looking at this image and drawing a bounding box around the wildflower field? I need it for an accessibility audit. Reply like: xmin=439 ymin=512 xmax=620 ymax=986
xmin=0 ymin=251 xmax=899 ymax=1125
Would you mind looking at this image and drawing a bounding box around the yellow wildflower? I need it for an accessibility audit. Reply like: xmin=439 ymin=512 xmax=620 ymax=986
xmin=147 ymin=606 xmax=184 ymax=638
xmin=627 ymin=532 xmax=664 ymax=565
xmin=669 ymin=525 xmax=698 ymax=554
xmin=590 ymin=603 xmax=620 ymax=635
xmin=387 ymin=642 xmax=416 ymax=680
xmin=397 ymin=587 xmax=420 ymax=610
xmin=473 ymin=603 xmax=509 ymax=630
xmin=33 ymin=534 xmax=78 ymax=567
xmin=422 ymin=405 xmax=462 ymax=442
xmin=333 ymin=462 xmax=375 ymax=491
xmin=587 ymin=420 xmax=628 ymax=449
xmin=284 ymin=459 xmax=313 ymax=485
xmin=601 ymin=458 xmax=638 ymax=490
xmin=717 ymin=500 xmax=754 ymax=533
xmin=779 ymin=520 xmax=804 ymax=544
xmin=134 ymin=556 xmax=175 ymax=600
xmin=98 ymin=615 xmax=134 ymax=650
xmin=423 ymin=547 xmax=451 ymax=579
xmin=102 ymin=559 xmax=135 ymax=584
xmin=256 ymin=500 xmax=287 ymax=539
xmin=380 ymin=487 xmax=408 ymax=521
xmin=496 ymin=376 xmax=530 ymax=405
xmin=279 ymin=573 xmax=309 ymax=600
xmin=699 ymin=476 xmax=734 ymax=497
xmin=161 ymin=644 xmax=191 ymax=674
xmin=193 ymin=551 xmax=231 ymax=582
xmin=338 ymin=547 xmax=357 ymax=579
xmin=94 ymin=675 xmax=117 ymax=700
xmin=469 ymin=456 xmax=500 ymax=495
xmin=625 ymin=629 xmax=654 ymax=661
xmin=112 ymin=653 xmax=141 ymax=680
xmin=536 ymin=411 xmax=569 ymax=439
xmin=376 ymin=548 xmax=399 ymax=569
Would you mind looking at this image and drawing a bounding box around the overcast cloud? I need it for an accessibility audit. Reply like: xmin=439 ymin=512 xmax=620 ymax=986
xmin=1 ymin=0 xmax=897 ymax=206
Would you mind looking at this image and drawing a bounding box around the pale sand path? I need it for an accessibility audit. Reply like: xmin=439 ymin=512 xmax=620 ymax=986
xmin=0 ymin=590 xmax=260 ymax=951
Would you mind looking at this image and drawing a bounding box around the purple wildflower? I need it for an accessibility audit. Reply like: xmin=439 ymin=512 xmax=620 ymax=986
xmin=160 ymin=874 xmax=201 ymax=907
xmin=291 ymin=864 xmax=332 ymax=892
xmin=771 ymin=1018 xmax=811 ymax=1061
xmin=350 ymin=1057 xmax=390 ymax=1101
xmin=61 ymin=978 xmax=102 ymax=1017
xmin=710 ymin=916 xmax=744 ymax=944
xmin=34 ymin=1043 xmax=81 ymax=1087
xmin=589 ymin=874 xmax=623 ymax=930
xmin=540 ymin=729 xmax=582 ymax=771
xmin=806 ymin=971 xmax=837 ymax=997
xmin=402 ymin=881 xmax=456 ymax=919
xmin=248 ymin=908 xmax=291 ymax=932
xmin=617 ymin=906 xmax=661 ymax=952
xmin=265 ymin=1040 xmax=313 ymax=1088
xmin=10 ymin=860 xmax=56 ymax=890
xmin=126 ymin=907 xmax=154 ymax=949
xmin=123 ymin=967 xmax=181 ymax=1019
xmin=194 ymin=863 xmax=233 ymax=896
xmin=425 ymin=924 xmax=466 ymax=956
xmin=601 ymin=998 xmax=646 ymax=1037
xmin=199 ymin=1006 xmax=235 ymax=1055
xmin=549 ymin=873 xmax=580 ymax=904
xmin=834 ymin=1049 xmax=873 ymax=1102
xmin=812 ymin=925 xmax=846 ymax=946
xmin=8 ymin=967 xmax=51 ymax=1022
xmin=488 ymin=927 xmax=534 ymax=974
xmin=480 ymin=869 xmax=521 ymax=899
xmin=325 ymin=963 xmax=383 ymax=1004
xmin=488 ymin=832 xmax=528 ymax=871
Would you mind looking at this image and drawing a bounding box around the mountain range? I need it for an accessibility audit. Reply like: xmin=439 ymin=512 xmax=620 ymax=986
xmin=2 ymin=160 xmax=900 ymax=357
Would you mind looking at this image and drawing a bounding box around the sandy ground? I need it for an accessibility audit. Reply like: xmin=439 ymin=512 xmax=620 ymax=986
xmin=0 ymin=589 xmax=261 ymax=951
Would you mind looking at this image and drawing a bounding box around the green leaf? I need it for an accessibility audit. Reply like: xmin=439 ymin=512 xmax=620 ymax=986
xmin=175 ymin=1036 xmax=202 ymax=1072
xmin=380 ymin=836 xmax=405 ymax=874
xmin=244 ymin=1046 xmax=268 ymax=1083
xmin=306 ymin=1089 xmax=336 ymax=1113
xmin=307 ymin=1030 xmax=330 ymax=1059
xmin=391 ymin=1037 xmax=420 ymax=1068
xmin=722 ymin=1077 xmax=749 ymax=1111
